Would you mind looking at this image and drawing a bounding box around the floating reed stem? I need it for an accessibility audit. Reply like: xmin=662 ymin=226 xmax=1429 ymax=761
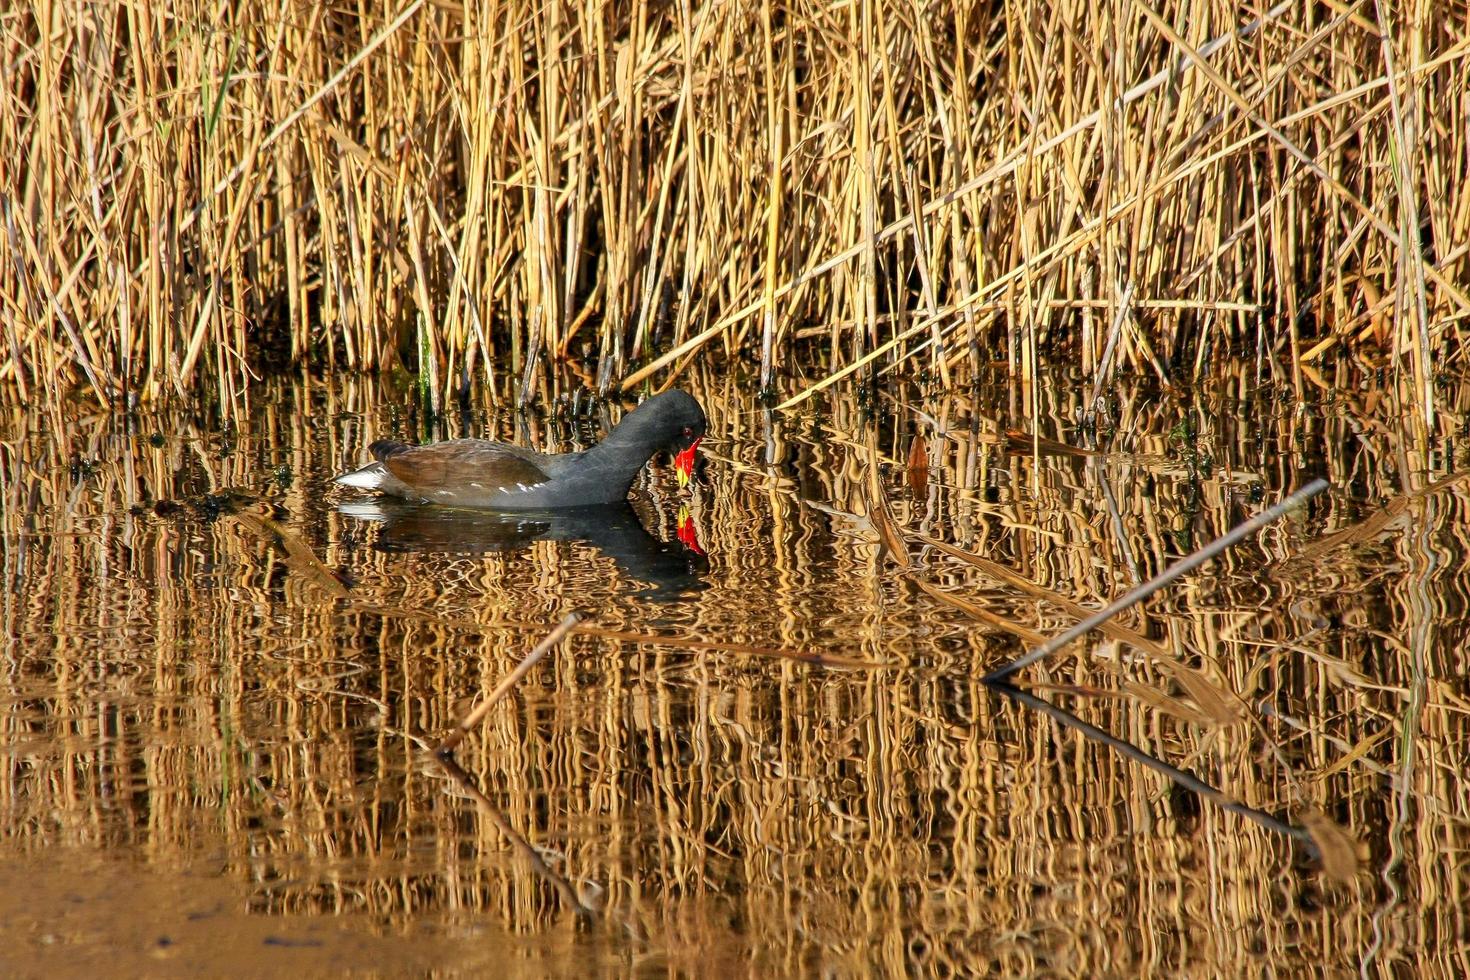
xmin=982 ymin=479 xmax=1330 ymax=683
xmin=435 ymin=610 xmax=586 ymax=757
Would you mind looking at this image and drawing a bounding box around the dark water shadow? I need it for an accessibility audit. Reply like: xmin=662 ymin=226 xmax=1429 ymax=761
xmin=338 ymin=499 xmax=708 ymax=600
xmin=432 ymin=752 xmax=598 ymax=928
xmin=985 ymin=681 xmax=1322 ymax=859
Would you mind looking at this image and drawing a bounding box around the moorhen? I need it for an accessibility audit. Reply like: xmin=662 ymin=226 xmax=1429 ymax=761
xmin=333 ymin=389 xmax=706 ymax=510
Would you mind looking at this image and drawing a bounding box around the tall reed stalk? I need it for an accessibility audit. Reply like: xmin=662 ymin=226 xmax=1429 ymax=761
xmin=1 ymin=1 xmax=1465 ymax=425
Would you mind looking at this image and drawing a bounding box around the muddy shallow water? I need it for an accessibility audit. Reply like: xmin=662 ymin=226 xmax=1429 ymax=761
xmin=2 ymin=368 xmax=1467 ymax=976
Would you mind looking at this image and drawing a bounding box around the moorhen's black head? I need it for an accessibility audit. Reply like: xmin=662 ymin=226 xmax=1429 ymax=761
xmin=641 ymin=390 xmax=706 ymax=486
xmin=652 ymin=389 xmax=705 ymax=445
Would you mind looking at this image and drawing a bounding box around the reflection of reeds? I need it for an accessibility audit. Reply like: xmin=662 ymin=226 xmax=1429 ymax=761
xmin=3 ymin=2 xmax=1466 ymax=428
xmin=2 ymin=375 xmax=1468 ymax=972
xmin=436 ymin=610 xmax=585 ymax=755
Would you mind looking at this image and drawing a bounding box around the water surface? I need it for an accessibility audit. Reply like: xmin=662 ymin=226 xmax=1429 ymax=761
xmin=3 ymin=369 xmax=1467 ymax=975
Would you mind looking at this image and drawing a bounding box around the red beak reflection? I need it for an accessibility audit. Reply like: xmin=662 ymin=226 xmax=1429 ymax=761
xmin=676 ymin=505 xmax=704 ymax=555
xmin=674 ymin=436 xmax=701 ymax=488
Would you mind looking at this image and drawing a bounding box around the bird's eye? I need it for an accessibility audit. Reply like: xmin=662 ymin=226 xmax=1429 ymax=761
xmin=682 ymin=426 xmax=693 ymax=437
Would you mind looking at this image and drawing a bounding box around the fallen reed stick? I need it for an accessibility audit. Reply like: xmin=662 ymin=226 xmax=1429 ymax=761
xmin=435 ymin=610 xmax=586 ymax=757
xmin=982 ymin=479 xmax=1329 ymax=683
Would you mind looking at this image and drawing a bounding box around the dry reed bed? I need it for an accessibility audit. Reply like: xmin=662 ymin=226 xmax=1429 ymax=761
xmin=1 ymin=375 xmax=1467 ymax=972
xmin=3 ymin=1 xmax=1467 ymax=426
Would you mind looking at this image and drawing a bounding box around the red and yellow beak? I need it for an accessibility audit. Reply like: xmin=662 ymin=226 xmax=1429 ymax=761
xmin=674 ymin=436 xmax=701 ymax=488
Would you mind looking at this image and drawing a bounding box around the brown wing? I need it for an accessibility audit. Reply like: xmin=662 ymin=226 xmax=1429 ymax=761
xmin=371 ymin=440 xmax=550 ymax=491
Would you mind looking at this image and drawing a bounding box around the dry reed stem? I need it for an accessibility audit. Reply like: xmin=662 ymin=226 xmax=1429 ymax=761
xmin=2 ymin=0 xmax=1466 ymax=438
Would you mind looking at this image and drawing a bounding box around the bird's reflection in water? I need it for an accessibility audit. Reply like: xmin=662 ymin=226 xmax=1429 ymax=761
xmin=338 ymin=500 xmax=708 ymax=600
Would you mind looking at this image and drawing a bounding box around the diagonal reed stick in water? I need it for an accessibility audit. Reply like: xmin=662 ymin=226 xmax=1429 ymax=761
xmin=982 ymin=479 xmax=1329 ymax=683
xmin=436 ymin=610 xmax=586 ymax=757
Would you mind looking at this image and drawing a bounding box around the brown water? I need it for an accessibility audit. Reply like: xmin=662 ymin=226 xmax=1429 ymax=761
xmin=3 ymin=368 xmax=1468 ymax=977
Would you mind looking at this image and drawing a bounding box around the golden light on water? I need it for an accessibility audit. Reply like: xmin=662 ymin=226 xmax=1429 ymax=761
xmin=2 ymin=369 xmax=1467 ymax=974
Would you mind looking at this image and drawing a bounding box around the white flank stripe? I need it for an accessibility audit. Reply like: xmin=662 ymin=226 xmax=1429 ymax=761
xmin=334 ymin=466 xmax=385 ymax=490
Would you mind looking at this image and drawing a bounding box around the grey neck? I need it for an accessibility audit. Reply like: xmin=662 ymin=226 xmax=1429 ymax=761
xmin=577 ymin=405 xmax=670 ymax=494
